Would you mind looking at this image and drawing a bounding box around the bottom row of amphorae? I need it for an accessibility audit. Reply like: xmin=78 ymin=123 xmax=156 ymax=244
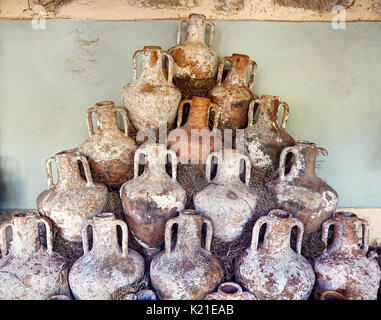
xmin=0 ymin=206 xmax=379 ymax=300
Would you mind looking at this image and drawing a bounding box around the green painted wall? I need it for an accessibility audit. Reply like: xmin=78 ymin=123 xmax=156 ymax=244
xmin=0 ymin=20 xmax=380 ymax=209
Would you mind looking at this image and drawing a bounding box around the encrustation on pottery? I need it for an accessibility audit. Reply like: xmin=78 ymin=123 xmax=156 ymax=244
xmin=150 ymin=209 xmax=224 ymax=300
xmin=313 ymin=211 xmax=381 ymax=300
xmin=235 ymin=209 xmax=315 ymax=300
xmin=68 ymin=213 xmax=145 ymax=300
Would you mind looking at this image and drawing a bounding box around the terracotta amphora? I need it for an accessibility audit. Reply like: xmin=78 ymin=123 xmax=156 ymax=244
xmin=150 ymin=209 xmax=224 ymax=300
xmin=167 ymin=96 xmax=222 ymax=167
xmin=37 ymin=149 xmax=109 ymax=242
xmin=235 ymin=210 xmax=315 ymax=300
xmin=79 ymin=101 xmax=137 ymax=188
xmin=116 ymin=289 xmax=157 ymax=300
xmin=193 ymin=149 xmax=258 ymax=242
xmin=168 ymin=14 xmax=220 ymax=98
xmin=204 ymin=282 xmax=256 ymax=300
xmin=313 ymin=211 xmax=381 ymax=300
xmin=122 ymin=46 xmax=181 ymax=134
xmin=319 ymin=291 xmax=346 ymax=300
xmin=210 ymin=54 xmax=257 ymax=136
xmin=48 ymin=295 xmax=71 ymax=300
xmin=120 ymin=143 xmax=186 ymax=256
xmin=68 ymin=213 xmax=145 ymax=300
xmin=241 ymin=95 xmax=295 ymax=183
xmin=266 ymin=141 xmax=338 ymax=233
xmin=0 ymin=212 xmax=68 ymax=300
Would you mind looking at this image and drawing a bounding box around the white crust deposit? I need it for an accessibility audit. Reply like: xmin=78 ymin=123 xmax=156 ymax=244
xmin=194 ymin=149 xmax=257 ymax=241
xmin=314 ymin=212 xmax=381 ymax=300
xmin=150 ymin=210 xmax=224 ymax=300
xmin=235 ymin=210 xmax=315 ymax=300
xmin=243 ymin=96 xmax=295 ymax=172
xmin=266 ymin=141 xmax=338 ymax=233
xmin=169 ymin=41 xmax=219 ymax=79
xmin=120 ymin=144 xmax=187 ymax=252
xmin=0 ymin=213 xmax=68 ymax=300
xmin=68 ymin=214 xmax=145 ymax=300
xmin=122 ymin=47 xmax=181 ymax=131
xmin=37 ymin=150 xmax=109 ymax=242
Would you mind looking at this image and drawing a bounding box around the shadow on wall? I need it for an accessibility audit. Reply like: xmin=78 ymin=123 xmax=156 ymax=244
xmin=0 ymin=157 xmax=24 ymax=210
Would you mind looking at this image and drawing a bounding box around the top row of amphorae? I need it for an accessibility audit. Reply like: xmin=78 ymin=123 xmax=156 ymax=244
xmin=121 ymin=13 xmax=258 ymax=138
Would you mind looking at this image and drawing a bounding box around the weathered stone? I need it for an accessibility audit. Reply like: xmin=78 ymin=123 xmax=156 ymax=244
xmin=215 ymin=0 xmax=245 ymax=12
xmin=319 ymin=290 xmax=346 ymax=300
xmin=167 ymin=96 xmax=222 ymax=167
xmin=210 ymin=53 xmax=257 ymax=139
xmin=28 ymin=0 xmax=72 ymax=13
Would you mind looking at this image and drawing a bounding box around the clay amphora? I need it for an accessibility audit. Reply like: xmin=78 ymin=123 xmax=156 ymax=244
xmin=122 ymin=46 xmax=181 ymax=133
xmin=313 ymin=212 xmax=381 ymax=300
xmin=37 ymin=149 xmax=109 ymax=242
xmin=79 ymin=101 xmax=137 ymax=188
xmin=319 ymin=291 xmax=346 ymax=300
xmin=0 ymin=212 xmax=68 ymax=300
xmin=266 ymin=141 xmax=338 ymax=233
xmin=194 ymin=149 xmax=258 ymax=242
xmin=168 ymin=14 xmax=220 ymax=98
xmin=204 ymin=282 xmax=256 ymax=300
xmin=116 ymin=289 xmax=157 ymax=300
xmin=235 ymin=210 xmax=315 ymax=300
xmin=150 ymin=209 xmax=224 ymax=300
xmin=167 ymin=96 xmax=222 ymax=167
xmin=68 ymin=213 xmax=145 ymax=300
xmin=210 ymin=54 xmax=257 ymax=135
xmin=48 ymin=295 xmax=71 ymax=300
xmin=241 ymin=95 xmax=295 ymax=183
xmin=120 ymin=143 xmax=186 ymax=256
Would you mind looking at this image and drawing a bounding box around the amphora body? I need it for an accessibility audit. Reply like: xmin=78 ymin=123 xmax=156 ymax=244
xmin=210 ymin=54 xmax=257 ymax=135
xmin=120 ymin=143 xmax=186 ymax=255
xmin=266 ymin=141 xmax=338 ymax=233
xmin=314 ymin=212 xmax=381 ymax=300
xmin=79 ymin=101 xmax=137 ymax=188
xmin=0 ymin=213 xmax=67 ymax=300
xmin=68 ymin=213 xmax=145 ymax=300
xmin=150 ymin=210 xmax=224 ymax=300
xmin=194 ymin=149 xmax=257 ymax=242
xmin=235 ymin=210 xmax=315 ymax=300
xmin=242 ymin=96 xmax=295 ymax=183
xmin=37 ymin=149 xmax=108 ymax=242
xmin=122 ymin=46 xmax=181 ymax=133
xmin=168 ymin=14 xmax=220 ymax=98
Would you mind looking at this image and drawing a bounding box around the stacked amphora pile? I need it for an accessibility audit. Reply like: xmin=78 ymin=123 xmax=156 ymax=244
xmin=0 ymin=13 xmax=379 ymax=301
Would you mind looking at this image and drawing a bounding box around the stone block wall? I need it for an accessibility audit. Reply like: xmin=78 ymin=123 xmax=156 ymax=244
xmin=1 ymin=0 xmax=380 ymax=21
